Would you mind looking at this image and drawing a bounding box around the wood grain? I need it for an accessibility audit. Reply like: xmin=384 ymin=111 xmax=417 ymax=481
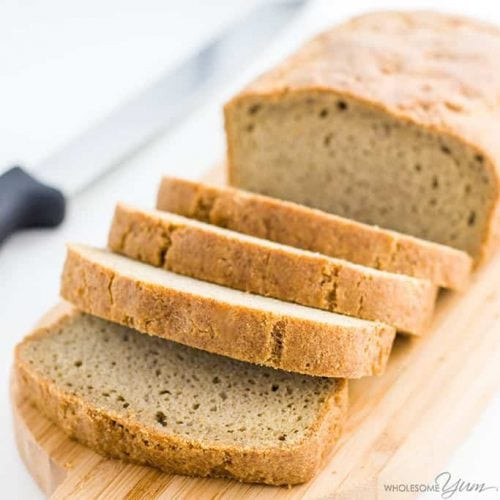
xmin=10 ymin=170 xmax=500 ymax=499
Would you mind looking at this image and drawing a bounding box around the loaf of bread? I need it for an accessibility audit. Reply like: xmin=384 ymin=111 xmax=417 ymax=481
xmin=15 ymin=309 xmax=347 ymax=485
xmin=157 ymin=177 xmax=472 ymax=290
xmin=61 ymin=244 xmax=395 ymax=378
xmin=224 ymin=11 xmax=500 ymax=262
xmin=109 ymin=203 xmax=436 ymax=334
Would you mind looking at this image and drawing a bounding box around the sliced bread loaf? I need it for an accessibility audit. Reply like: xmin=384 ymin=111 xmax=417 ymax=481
xmin=156 ymin=177 xmax=472 ymax=291
xmin=224 ymin=11 xmax=500 ymax=263
xmin=15 ymin=309 xmax=348 ymax=485
xmin=109 ymin=203 xmax=436 ymax=334
xmin=60 ymin=244 xmax=395 ymax=378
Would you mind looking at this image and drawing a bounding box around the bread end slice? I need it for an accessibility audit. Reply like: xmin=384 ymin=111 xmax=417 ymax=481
xmin=15 ymin=309 xmax=348 ymax=485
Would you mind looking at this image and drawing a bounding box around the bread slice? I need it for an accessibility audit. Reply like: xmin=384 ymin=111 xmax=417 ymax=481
xmin=156 ymin=177 xmax=472 ymax=291
xmin=61 ymin=244 xmax=395 ymax=378
xmin=224 ymin=11 xmax=500 ymax=263
xmin=109 ymin=203 xmax=436 ymax=335
xmin=15 ymin=308 xmax=348 ymax=485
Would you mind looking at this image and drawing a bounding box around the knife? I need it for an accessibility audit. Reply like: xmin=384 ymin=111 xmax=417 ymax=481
xmin=0 ymin=0 xmax=305 ymax=245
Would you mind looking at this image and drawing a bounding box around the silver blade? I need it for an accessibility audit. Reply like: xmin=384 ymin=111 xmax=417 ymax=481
xmin=34 ymin=0 xmax=305 ymax=197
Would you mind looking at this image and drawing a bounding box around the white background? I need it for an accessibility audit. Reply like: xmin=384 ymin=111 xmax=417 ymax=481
xmin=0 ymin=0 xmax=499 ymax=498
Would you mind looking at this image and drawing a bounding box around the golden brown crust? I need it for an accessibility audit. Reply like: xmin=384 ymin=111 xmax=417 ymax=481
xmin=109 ymin=203 xmax=436 ymax=334
xmin=60 ymin=246 xmax=395 ymax=378
xmin=14 ymin=308 xmax=348 ymax=486
xmin=156 ymin=177 xmax=472 ymax=291
xmin=224 ymin=10 xmax=500 ymax=264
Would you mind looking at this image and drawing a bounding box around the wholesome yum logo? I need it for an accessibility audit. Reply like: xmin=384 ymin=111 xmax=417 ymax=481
xmin=383 ymin=471 xmax=499 ymax=498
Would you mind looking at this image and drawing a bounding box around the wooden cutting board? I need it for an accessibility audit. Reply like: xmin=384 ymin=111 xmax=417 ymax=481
xmin=10 ymin=172 xmax=500 ymax=499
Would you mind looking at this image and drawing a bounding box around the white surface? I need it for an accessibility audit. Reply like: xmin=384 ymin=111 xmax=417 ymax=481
xmin=0 ymin=1 xmax=499 ymax=498
xmin=0 ymin=0 xmax=258 ymax=169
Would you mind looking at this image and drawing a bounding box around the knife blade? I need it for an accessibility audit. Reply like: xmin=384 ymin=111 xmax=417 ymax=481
xmin=0 ymin=0 xmax=306 ymax=245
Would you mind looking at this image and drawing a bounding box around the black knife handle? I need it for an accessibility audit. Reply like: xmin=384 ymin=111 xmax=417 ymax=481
xmin=0 ymin=166 xmax=66 ymax=245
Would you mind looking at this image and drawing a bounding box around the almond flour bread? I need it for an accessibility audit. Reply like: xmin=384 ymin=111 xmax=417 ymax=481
xmin=109 ymin=203 xmax=436 ymax=334
xmin=15 ymin=309 xmax=348 ymax=485
xmin=224 ymin=11 xmax=500 ymax=263
xmin=61 ymin=244 xmax=395 ymax=378
xmin=157 ymin=177 xmax=472 ymax=290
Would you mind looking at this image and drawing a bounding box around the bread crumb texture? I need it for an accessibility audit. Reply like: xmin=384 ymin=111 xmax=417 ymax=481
xmin=16 ymin=313 xmax=347 ymax=485
xmin=225 ymin=11 xmax=500 ymax=262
